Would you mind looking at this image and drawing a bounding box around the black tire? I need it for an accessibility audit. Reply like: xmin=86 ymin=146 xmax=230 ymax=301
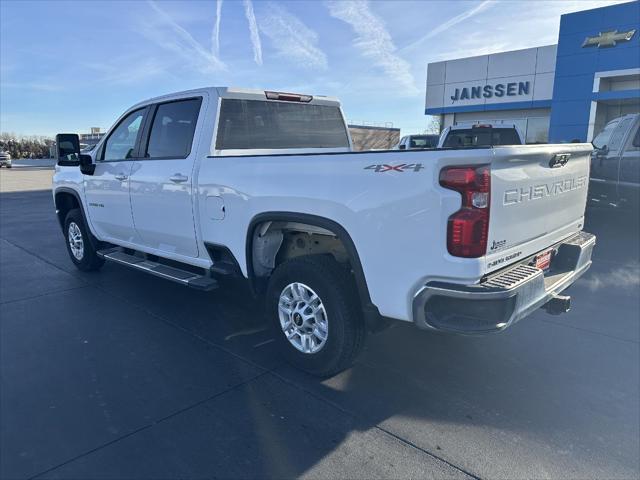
xmin=266 ymin=255 xmax=365 ymax=377
xmin=6 ymin=165 xmax=11 ymax=169
xmin=64 ymin=209 xmax=104 ymax=271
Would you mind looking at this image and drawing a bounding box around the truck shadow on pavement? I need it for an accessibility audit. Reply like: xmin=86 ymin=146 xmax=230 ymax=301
xmin=1 ymin=190 xmax=639 ymax=479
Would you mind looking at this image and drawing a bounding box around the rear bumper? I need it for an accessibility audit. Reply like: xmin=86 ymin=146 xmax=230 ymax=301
xmin=412 ymin=231 xmax=596 ymax=334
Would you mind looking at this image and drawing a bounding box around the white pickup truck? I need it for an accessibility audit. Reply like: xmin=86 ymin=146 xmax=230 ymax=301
xmin=53 ymin=87 xmax=596 ymax=376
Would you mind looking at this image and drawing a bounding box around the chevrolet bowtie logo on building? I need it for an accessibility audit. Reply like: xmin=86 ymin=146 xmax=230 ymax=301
xmin=582 ymin=29 xmax=636 ymax=48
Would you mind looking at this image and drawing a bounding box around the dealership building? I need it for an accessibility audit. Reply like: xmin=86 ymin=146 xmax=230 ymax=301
xmin=425 ymin=1 xmax=640 ymax=143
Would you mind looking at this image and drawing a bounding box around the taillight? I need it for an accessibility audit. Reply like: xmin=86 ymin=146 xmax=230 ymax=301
xmin=439 ymin=165 xmax=490 ymax=258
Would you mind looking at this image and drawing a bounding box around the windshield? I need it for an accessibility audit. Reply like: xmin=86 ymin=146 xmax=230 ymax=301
xmin=592 ymin=120 xmax=619 ymax=150
xmin=443 ymin=128 xmax=520 ymax=147
xmin=409 ymin=135 xmax=438 ymax=148
xmin=216 ymin=99 xmax=350 ymax=150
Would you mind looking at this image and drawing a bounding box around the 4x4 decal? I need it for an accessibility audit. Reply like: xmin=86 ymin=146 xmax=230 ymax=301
xmin=364 ymin=163 xmax=424 ymax=173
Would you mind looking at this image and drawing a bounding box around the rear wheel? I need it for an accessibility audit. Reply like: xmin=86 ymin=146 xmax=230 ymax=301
xmin=64 ymin=209 xmax=104 ymax=271
xmin=266 ymin=255 xmax=365 ymax=377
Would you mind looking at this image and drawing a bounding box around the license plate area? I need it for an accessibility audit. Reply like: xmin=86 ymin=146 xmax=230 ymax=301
xmin=534 ymin=249 xmax=553 ymax=271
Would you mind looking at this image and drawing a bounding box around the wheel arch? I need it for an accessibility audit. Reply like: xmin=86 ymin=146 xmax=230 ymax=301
xmin=54 ymin=187 xmax=84 ymax=230
xmin=245 ymin=212 xmax=384 ymax=329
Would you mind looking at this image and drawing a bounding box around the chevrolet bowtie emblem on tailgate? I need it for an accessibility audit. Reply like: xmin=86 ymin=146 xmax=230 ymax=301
xmin=549 ymin=153 xmax=571 ymax=168
xmin=582 ymin=29 xmax=636 ymax=48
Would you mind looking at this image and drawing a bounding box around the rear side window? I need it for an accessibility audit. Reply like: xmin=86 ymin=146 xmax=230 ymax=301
xmin=146 ymin=98 xmax=202 ymax=159
xmin=443 ymin=128 xmax=520 ymax=147
xmin=216 ymin=99 xmax=349 ymax=150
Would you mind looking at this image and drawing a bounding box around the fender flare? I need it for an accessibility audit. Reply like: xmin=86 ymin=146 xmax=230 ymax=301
xmin=53 ymin=187 xmax=101 ymax=249
xmin=53 ymin=187 xmax=85 ymax=228
xmin=246 ymin=212 xmax=384 ymax=328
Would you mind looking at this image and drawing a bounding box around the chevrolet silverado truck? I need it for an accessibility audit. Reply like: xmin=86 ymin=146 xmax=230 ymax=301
xmin=52 ymin=87 xmax=596 ymax=376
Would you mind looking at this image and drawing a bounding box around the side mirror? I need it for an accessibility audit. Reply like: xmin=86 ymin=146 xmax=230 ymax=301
xmin=398 ymin=144 xmax=406 ymax=150
xmin=55 ymin=133 xmax=81 ymax=166
xmin=79 ymin=154 xmax=95 ymax=175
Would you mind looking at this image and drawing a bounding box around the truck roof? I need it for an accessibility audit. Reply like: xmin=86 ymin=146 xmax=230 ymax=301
xmin=130 ymin=86 xmax=342 ymax=110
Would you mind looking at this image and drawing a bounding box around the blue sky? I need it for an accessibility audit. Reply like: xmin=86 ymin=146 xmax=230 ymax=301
xmin=0 ymin=0 xmax=625 ymax=137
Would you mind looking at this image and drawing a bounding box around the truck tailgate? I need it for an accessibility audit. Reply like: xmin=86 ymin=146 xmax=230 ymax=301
xmin=485 ymin=144 xmax=592 ymax=273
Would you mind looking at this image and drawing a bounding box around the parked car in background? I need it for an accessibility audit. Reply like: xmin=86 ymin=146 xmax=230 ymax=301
xmin=438 ymin=123 xmax=524 ymax=148
xmin=589 ymin=113 xmax=640 ymax=209
xmin=81 ymin=144 xmax=97 ymax=153
xmin=0 ymin=150 xmax=12 ymax=168
xmin=395 ymin=134 xmax=439 ymax=150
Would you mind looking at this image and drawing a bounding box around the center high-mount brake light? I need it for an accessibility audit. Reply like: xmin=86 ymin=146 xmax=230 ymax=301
xmin=439 ymin=165 xmax=491 ymax=258
xmin=265 ymin=91 xmax=313 ymax=103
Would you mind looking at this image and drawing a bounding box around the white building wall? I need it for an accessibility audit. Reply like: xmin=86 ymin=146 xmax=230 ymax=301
xmin=426 ymin=45 xmax=557 ymax=110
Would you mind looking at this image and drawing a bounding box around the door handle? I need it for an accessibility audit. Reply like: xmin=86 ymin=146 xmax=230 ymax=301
xmin=169 ymin=173 xmax=188 ymax=183
xmin=115 ymin=174 xmax=128 ymax=181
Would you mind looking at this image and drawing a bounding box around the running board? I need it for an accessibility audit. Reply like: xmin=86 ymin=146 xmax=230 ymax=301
xmin=97 ymin=247 xmax=218 ymax=291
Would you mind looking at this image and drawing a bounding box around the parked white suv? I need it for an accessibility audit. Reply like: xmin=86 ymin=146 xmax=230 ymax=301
xmin=395 ymin=134 xmax=439 ymax=150
xmin=52 ymin=87 xmax=595 ymax=376
xmin=0 ymin=150 xmax=12 ymax=168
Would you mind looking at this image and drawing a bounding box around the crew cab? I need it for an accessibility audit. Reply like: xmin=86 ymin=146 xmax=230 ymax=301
xmin=53 ymin=87 xmax=596 ymax=376
xmin=438 ymin=123 xmax=524 ymax=148
xmin=589 ymin=113 xmax=640 ymax=209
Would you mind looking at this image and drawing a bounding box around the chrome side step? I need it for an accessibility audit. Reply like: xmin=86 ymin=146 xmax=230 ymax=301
xmin=97 ymin=247 xmax=218 ymax=291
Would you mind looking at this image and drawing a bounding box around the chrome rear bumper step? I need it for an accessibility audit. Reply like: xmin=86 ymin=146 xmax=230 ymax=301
xmin=97 ymin=247 xmax=218 ymax=291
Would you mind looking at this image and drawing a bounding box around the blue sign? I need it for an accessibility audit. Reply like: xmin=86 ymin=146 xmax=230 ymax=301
xmin=451 ymin=81 xmax=530 ymax=103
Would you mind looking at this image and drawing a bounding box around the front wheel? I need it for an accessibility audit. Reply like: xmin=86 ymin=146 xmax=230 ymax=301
xmin=266 ymin=255 xmax=365 ymax=377
xmin=64 ymin=209 xmax=104 ymax=271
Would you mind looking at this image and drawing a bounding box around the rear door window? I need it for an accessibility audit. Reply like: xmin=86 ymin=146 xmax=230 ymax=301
xmin=145 ymin=98 xmax=202 ymax=159
xmin=216 ymin=99 xmax=349 ymax=150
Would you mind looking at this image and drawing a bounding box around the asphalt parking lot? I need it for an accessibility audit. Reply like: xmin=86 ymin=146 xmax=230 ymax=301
xmin=1 ymin=166 xmax=638 ymax=479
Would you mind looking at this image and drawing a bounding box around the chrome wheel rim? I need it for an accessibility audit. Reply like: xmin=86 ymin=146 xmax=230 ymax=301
xmin=278 ymin=282 xmax=328 ymax=354
xmin=68 ymin=222 xmax=84 ymax=260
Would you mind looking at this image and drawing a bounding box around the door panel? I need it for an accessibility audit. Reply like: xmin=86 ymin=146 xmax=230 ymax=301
xmin=129 ymin=98 xmax=202 ymax=258
xmin=85 ymin=161 xmax=137 ymax=242
xmin=84 ymin=108 xmax=146 ymax=243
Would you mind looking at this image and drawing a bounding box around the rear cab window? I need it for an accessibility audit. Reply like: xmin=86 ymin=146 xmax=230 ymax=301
xmin=443 ymin=128 xmax=521 ymax=147
xmin=215 ymin=99 xmax=350 ymax=151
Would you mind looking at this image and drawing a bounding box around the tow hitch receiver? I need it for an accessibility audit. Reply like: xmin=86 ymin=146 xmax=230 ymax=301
xmin=543 ymin=293 xmax=571 ymax=315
